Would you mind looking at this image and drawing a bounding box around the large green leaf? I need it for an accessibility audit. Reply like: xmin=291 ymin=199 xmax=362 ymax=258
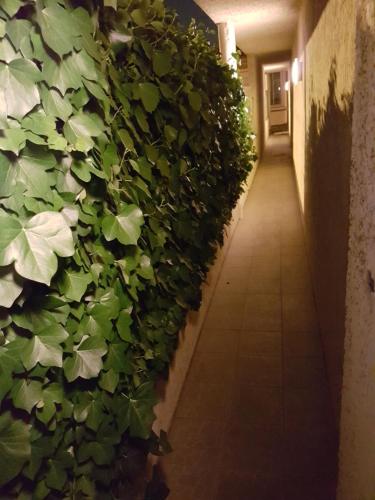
xmin=138 ymin=82 xmax=160 ymax=113
xmin=63 ymin=335 xmax=107 ymax=382
xmin=0 ymin=147 xmax=57 ymax=199
xmin=0 ymin=412 xmax=30 ymax=486
xmin=37 ymin=3 xmax=78 ymax=57
xmin=118 ymin=382 xmax=157 ymax=438
xmin=0 ymin=59 xmax=41 ymax=119
xmin=102 ymin=204 xmax=144 ymax=246
xmin=0 ymin=211 xmax=74 ymax=285
xmin=63 ymin=112 xmax=106 ymax=152
xmin=20 ymin=324 xmax=69 ymax=370
xmin=42 ymin=55 xmax=82 ymax=95
xmin=11 ymin=379 xmax=43 ymax=413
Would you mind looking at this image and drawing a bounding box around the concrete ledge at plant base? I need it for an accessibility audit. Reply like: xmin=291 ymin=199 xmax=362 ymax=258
xmin=151 ymin=159 xmax=258 ymax=440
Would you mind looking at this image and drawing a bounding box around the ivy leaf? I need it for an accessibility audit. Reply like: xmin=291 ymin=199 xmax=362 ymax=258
xmin=0 ymin=266 xmax=23 ymax=308
xmin=104 ymin=0 xmax=117 ymax=9
xmin=134 ymin=105 xmax=150 ymax=133
xmin=139 ymin=82 xmax=160 ymax=113
xmin=164 ymin=124 xmax=178 ymax=143
xmin=58 ymin=270 xmax=93 ymax=302
xmin=0 ymin=59 xmax=41 ymax=119
xmin=11 ymin=379 xmax=43 ymax=413
xmin=0 ymin=127 xmax=26 ymax=154
xmin=37 ymin=3 xmax=78 ymax=57
xmin=129 ymin=157 xmax=152 ymax=181
xmin=0 ymin=211 xmax=74 ymax=285
xmin=188 ymin=91 xmax=202 ymax=111
xmin=64 ymin=112 xmax=105 ymax=152
xmin=0 ymin=37 xmax=17 ymax=63
xmin=102 ymin=204 xmax=144 ymax=246
xmin=78 ymin=441 xmax=115 ymax=466
xmin=43 ymin=56 xmax=82 ymax=95
xmin=138 ymin=255 xmax=155 ymax=281
xmin=1 ymin=0 xmax=22 ymax=17
xmin=40 ymin=84 xmax=73 ymax=121
xmin=0 ymin=412 xmax=30 ymax=487
xmin=6 ymin=19 xmax=32 ymax=50
xmin=63 ymin=335 xmax=107 ymax=382
xmin=22 ymin=110 xmax=56 ymax=137
xmin=45 ymin=460 xmax=68 ymax=491
xmin=118 ymin=382 xmax=157 ymax=439
xmin=99 ymin=368 xmax=119 ymax=394
xmin=116 ymin=309 xmax=133 ymax=342
xmin=0 ymin=147 xmax=57 ymax=199
xmin=131 ymin=9 xmax=148 ymax=26
xmin=152 ymin=51 xmax=172 ymax=77
xmin=118 ymin=128 xmax=135 ymax=151
xmin=20 ymin=324 xmax=69 ymax=370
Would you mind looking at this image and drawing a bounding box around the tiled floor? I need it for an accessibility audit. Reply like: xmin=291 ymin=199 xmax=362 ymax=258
xmin=161 ymin=134 xmax=338 ymax=500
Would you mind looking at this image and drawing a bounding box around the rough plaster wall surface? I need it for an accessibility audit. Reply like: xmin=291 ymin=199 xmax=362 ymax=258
xmin=305 ymin=0 xmax=355 ymax=123
xmin=303 ymin=0 xmax=355 ymax=420
xmin=338 ymin=2 xmax=375 ymax=499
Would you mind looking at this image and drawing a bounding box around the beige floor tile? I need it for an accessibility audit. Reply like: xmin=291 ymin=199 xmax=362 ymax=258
xmin=282 ymin=293 xmax=318 ymax=332
xmin=236 ymin=355 xmax=282 ymax=387
xmin=167 ymin=418 xmax=225 ymax=452
xmin=239 ymin=331 xmax=282 ymax=356
xmin=214 ymin=472 xmax=283 ymax=500
xmin=281 ymin=251 xmax=312 ymax=292
xmin=284 ymin=355 xmax=327 ymax=389
xmin=247 ymin=258 xmax=281 ymax=293
xmin=283 ymin=330 xmax=322 ymax=356
xmin=205 ymin=293 xmax=246 ymax=330
xmin=216 ymin=265 xmax=251 ymax=294
xmin=230 ymin=385 xmax=283 ymax=429
xmin=175 ymin=380 xmax=232 ymax=419
xmin=196 ymin=329 xmax=239 ymax=355
xmin=186 ymin=352 xmax=236 ymax=385
xmin=162 ymin=455 xmax=220 ymax=500
xmin=219 ymin=423 xmax=283 ymax=476
xmin=243 ymin=294 xmax=282 ymax=331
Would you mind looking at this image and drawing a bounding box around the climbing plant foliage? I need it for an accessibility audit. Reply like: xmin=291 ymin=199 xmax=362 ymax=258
xmin=0 ymin=0 xmax=255 ymax=497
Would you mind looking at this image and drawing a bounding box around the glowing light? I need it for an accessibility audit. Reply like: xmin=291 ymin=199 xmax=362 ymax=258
xmin=292 ymin=58 xmax=301 ymax=85
xmin=284 ymin=81 xmax=290 ymax=91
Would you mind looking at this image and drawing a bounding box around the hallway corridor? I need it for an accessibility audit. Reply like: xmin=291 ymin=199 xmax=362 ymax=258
xmin=162 ymin=135 xmax=338 ymax=499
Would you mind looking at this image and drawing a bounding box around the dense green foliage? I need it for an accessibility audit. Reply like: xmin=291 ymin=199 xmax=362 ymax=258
xmin=0 ymin=0 xmax=255 ymax=497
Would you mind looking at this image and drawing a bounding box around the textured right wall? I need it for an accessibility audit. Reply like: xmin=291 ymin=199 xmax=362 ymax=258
xmin=293 ymin=0 xmax=356 ymax=422
xmin=338 ymin=2 xmax=375 ymax=499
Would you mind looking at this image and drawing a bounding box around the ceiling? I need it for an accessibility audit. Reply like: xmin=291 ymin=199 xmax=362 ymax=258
xmin=194 ymin=0 xmax=301 ymax=55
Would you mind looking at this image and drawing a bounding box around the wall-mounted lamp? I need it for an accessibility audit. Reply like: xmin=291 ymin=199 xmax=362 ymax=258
xmin=284 ymin=81 xmax=290 ymax=92
xmin=292 ymin=58 xmax=302 ymax=85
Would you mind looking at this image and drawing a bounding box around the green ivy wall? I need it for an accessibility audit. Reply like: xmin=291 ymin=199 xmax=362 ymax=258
xmin=0 ymin=0 xmax=255 ymax=497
